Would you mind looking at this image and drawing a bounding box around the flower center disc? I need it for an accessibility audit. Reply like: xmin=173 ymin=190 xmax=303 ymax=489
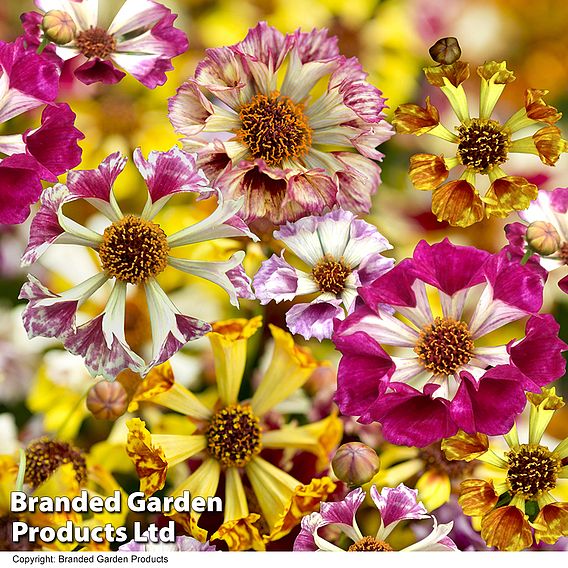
xmin=75 ymin=26 xmax=116 ymax=59
xmin=206 ymin=404 xmax=262 ymax=468
xmin=24 ymin=438 xmax=87 ymax=489
xmin=238 ymin=91 xmax=312 ymax=167
xmin=506 ymin=444 xmax=560 ymax=498
xmin=99 ymin=215 xmax=170 ymax=285
xmin=348 ymin=536 xmax=394 ymax=552
xmin=414 ymin=317 xmax=474 ymax=376
xmin=312 ymin=256 xmax=351 ymax=295
xmin=457 ymin=118 xmax=510 ymax=173
xmin=560 ymin=242 xmax=568 ymax=265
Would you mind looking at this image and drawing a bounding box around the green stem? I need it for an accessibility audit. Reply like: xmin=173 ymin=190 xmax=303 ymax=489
xmin=520 ymin=248 xmax=534 ymax=266
xmin=36 ymin=37 xmax=50 ymax=55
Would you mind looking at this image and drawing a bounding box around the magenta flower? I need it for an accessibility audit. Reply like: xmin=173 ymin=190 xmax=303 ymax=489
xmin=333 ymin=239 xmax=567 ymax=447
xmin=19 ymin=147 xmax=257 ymax=380
xmin=294 ymin=483 xmax=457 ymax=551
xmin=168 ymin=22 xmax=393 ymax=226
xmin=22 ymin=0 xmax=188 ymax=88
xmin=253 ymin=209 xmax=394 ymax=340
xmin=0 ymin=38 xmax=83 ymax=224
xmin=505 ymin=187 xmax=568 ymax=292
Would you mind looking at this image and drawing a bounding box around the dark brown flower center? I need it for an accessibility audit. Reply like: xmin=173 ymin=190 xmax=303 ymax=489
xmin=312 ymin=256 xmax=351 ymax=295
xmin=206 ymin=404 xmax=262 ymax=468
xmin=560 ymin=243 xmax=568 ymax=265
xmin=99 ymin=215 xmax=170 ymax=285
xmin=414 ymin=317 xmax=474 ymax=376
xmin=457 ymin=118 xmax=510 ymax=173
xmin=75 ymin=26 xmax=116 ymax=59
xmin=238 ymin=92 xmax=312 ymax=167
xmin=24 ymin=438 xmax=87 ymax=489
xmin=348 ymin=536 xmax=394 ymax=551
xmin=506 ymin=444 xmax=560 ymax=498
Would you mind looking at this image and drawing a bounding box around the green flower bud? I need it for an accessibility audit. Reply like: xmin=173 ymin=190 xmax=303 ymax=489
xmin=526 ymin=221 xmax=561 ymax=256
xmin=42 ymin=10 xmax=76 ymax=45
xmin=331 ymin=442 xmax=380 ymax=487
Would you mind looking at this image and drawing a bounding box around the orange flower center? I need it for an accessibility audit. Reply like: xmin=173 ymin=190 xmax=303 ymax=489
xmin=238 ymin=92 xmax=312 ymax=167
xmin=312 ymin=256 xmax=351 ymax=295
xmin=206 ymin=404 xmax=262 ymax=468
xmin=457 ymin=118 xmax=510 ymax=173
xmin=414 ymin=317 xmax=474 ymax=376
xmin=99 ymin=215 xmax=170 ymax=285
xmin=506 ymin=444 xmax=560 ymax=498
xmin=75 ymin=26 xmax=116 ymax=59
xmin=348 ymin=536 xmax=394 ymax=551
xmin=25 ymin=438 xmax=87 ymax=489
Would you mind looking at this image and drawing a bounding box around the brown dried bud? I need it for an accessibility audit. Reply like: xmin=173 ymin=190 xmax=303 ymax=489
xmin=42 ymin=10 xmax=76 ymax=45
xmin=526 ymin=221 xmax=561 ymax=256
xmin=332 ymin=442 xmax=380 ymax=487
xmin=86 ymin=380 xmax=128 ymax=420
xmin=429 ymin=37 xmax=461 ymax=65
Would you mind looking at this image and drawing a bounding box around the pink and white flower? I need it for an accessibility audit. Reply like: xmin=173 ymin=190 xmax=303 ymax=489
xmin=0 ymin=38 xmax=83 ymax=224
xmin=19 ymin=147 xmax=257 ymax=380
xmin=294 ymin=483 xmax=457 ymax=551
xmin=22 ymin=0 xmax=188 ymax=88
xmin=333 ymin=239 xmax=567 ymax=447
xmin=168 ymin=22 xmax=393 ymax=226
xmin=253 ymin=209 xmax=394 ymax=340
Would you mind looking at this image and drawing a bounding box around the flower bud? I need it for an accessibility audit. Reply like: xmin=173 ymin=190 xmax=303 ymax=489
xmin=526 ymin=221 xmax=561 ymax=256
xmin=86 ymin=380 xmax=128 ymax=420
xmin=331 ymin=442 xmax=380 ymax=487
xmin=429 ymin=37 xmax=461 ymax=65
xmin=42 ymin=10 xmax=76 ymax=45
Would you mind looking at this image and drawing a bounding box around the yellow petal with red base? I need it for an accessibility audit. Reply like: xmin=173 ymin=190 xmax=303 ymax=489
xmin=424 ymin=61 xmax=470 ymax=87
xmin=442 ymin=431 xmax=489 ymax=462
xmin=459 ymin=479 xmax=499 ymax=516
xmin=409 ymin=154 xmax=449 ymax=190
xmin=533 ymin=502 xmax=568 ymax=545
xmin=525 ymin=89 xmax=562 ymax=124
xmin=481 ymin=506 xmax=533 ymax=551
xmin=393 ymin=97 xmax=440 ymax=135
xmin=432 ymin=180 xmax=485 ymax=227
xmin=127 ymin=362 xmax=174 ymax=412
xmin=477 ymin=61 xmax=515 ymax=84
xmin=533 ymin=126 xmax=567 ymax=166
xmin=484 ymin=176 xmax=538 ymax=218
xmin=211 ymin=514 xmax=266 ymax=551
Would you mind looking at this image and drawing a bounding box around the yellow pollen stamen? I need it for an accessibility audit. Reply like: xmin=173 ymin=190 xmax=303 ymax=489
xmin=75 ymin=26 xmax=116 ymax=59
xmin=311 ymin=256 xmax=351 ymax=295
xmin=98 ymin=215 xmax=170 ymax=285
xmin=456 ymin=118 xmax=511 ymax=173
xmin=348 ymin=536 xmax=394 ymax=551
xmin=414 ymin=317 xmax=474 ymax=376
xmin=206 ymin=404 xmax=262 ymax=468
xmin=24 ymin=438 xmax=87 ymax=489
xmin=505 ymin=444 xmax=560 ymax=499
xmin=237 ymin=91 xmax=312 ymax=167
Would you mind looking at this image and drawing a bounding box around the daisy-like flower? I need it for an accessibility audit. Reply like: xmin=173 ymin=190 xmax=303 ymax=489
xmin=505 ymin=187 xmax=568 ymax=292
xmin=126 ymin=318 xmax=341 ymax=551
xmin=0 ymin=38 xmax=83 ymax=224
xmin=253 ymin=209 xmax=394 ymax=341
xmin=294 ymin=483 xmax=457 ymax=551
xmin=333 ymin=239 xmax=567 ymax=447
xmin=22 ymin=0 xmax=188 ymax=88
xmin=393 ymin=57 xmax=567 ymax=227
xmin=168 ymin=21 xmax=393 ymax=226
xmin=443 ymin=388 xmax=568 ymax=551
xmin=19 ymin=147 xmax=256 ymax=380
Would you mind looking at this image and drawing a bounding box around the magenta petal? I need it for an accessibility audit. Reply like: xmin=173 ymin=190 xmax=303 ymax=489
xmin=369 ymin=484 xmax=428 ymax=527
xmin=559 ymin=275 xmax=568 ymax=294
xmin=320 ymin=487 xmax=365 ymax=526
xmin=293 ymin=513 xmax=325 ymax=552
xmin=74 ymin=59 xmax=126 ymax=85
xmin=226 ymin=264 xmax=255 ymax=301
xmin=286 ymin=299 xmax=343 ymax=341
xmin=551 ymin=187 xmax=568 ymax=214
xmin=253 ymin=254 xmax=298 ymax=304
xmin=450 ymin=367 xmax=527 ymax=436
xmin=508 ymin=314 xmax=567 ymax=390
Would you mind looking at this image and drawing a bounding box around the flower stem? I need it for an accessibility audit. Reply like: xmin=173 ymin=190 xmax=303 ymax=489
xmin=37 ymin=38 xmax=50 ymax=55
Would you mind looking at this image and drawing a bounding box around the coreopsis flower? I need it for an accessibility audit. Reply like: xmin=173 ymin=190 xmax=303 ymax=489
xmin=253 ymin=209 xmax=394 ymax=340
xmin=393 ymin=59 xmax=567 ymax=227
xmin=19 ymin=147 xmax=256 ymax=380
xmin=21 ymin=0 xmax=188 ymax=88
xmin=333 ymin=239 xmax=567 ymax=447
xmin=168 ymin=21 xmax=393 ymax=226
xmin=0 ymin=38 xmax=83 ymax=224
xmin=443 ymin=388 xmax=568 ymax=551
xmin=126 ymin=318 xmax=341 ymax=551
xmin=294 ymin=483 xmax=457 ymax=551
xmin=505 ymin=187 xmax=568 ymax=292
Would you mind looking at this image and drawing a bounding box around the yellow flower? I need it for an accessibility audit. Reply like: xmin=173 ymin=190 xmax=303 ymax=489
xmin=394 ymin=59 xmax=567 ymax=227
xmin=126 ymin=317 xmax=340 ymax=550
xmin=443 ymin=388 xmax=568 ymax=550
